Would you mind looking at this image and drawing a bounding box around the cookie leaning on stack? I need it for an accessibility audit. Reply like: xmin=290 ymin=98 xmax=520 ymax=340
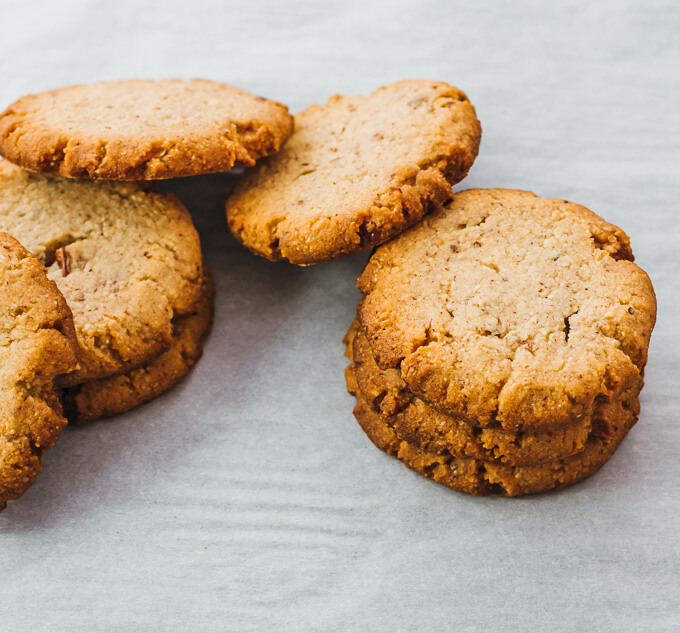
xmin=346 ymin=189 xmax=657 ymax=495
xmin=227 ymin=80 xmax=481 ymax=264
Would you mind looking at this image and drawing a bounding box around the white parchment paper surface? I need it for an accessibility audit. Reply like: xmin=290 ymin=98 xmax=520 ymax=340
xmin=0 ymin=2 xmax=678 ymax=631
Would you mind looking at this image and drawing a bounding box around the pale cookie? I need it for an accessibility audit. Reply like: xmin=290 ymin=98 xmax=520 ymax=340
xmin=0 ymin=232 xmax=78 ymax=510
xmin=0 ymin=161 xmax=203 ymax=385
xmin=345 ymin=321 xmax=594 ymax=465
xmin=62 ymin=268 xmax=214 ymax=424
xmin=351 ymin=382 xmax=639 ymax=496
xmin=0 ymin=79 xmax=294 ymax=180
xmin=358 ymin=189 xmax=657 ymax=433
xmin=227 ymin=80 xmax=481 ymax=264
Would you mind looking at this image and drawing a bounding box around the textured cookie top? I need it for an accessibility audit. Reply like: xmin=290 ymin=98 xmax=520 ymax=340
xmin=358 ymin=189 xmax=657 ymax=432
xmin=0 ymin=232 xmax=78 ymax=509
xmin=227 ymin=80 xmax=481 ymax=264
xmin=0 ymin=79 xmax=294 ymax=180
xmin=0 ymin=162 xmax=203 ymax=385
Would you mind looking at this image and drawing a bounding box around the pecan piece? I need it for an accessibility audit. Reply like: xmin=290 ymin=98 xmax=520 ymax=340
xmin=54 ymin=247 xmax=71 ymax=276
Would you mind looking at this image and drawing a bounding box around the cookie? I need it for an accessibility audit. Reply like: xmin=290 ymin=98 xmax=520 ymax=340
xmin=346 ymin=321 xmax=594 ymax=465
xmin=350 ymin=380 xmax=639 ymax=496
xmin=62 ymin=267 xmax=214 ymax=424
xmin=0 ymin=161 xmax=203 ymax=385
xmin=226 ymin=80 xmax=481 ymax=264
xmin=358 ymin=189 xmax=657 ymax=433
xmin=0 ymin=232 xmax=78 ymax=510
xmin=0 ymin=79 xmax=294 ymax=180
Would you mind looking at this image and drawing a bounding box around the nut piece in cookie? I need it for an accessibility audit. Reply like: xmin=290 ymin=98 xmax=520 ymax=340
xmin=0 ymin=79 xmax=294 ymax=180
xmin=226 ymin=80 xmax=481 ymax=265
xmin=0 ymin=232 xmax=78 ymax=511
xmin=358 ymin=189 xmax=657 ymax=434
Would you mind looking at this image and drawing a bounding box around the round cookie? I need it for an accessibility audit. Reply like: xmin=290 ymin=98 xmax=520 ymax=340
xmin=62 ymin=268 xmax=214 ymax=424
xmin=226 ymin=80 xmax=481 ymax=265
xmin=346 ymin=321 xmax=594 ymax=465
xmin=0 ymin=161 xmax=203 ymax=385
xmin=0 ymin=79 xmax=294 ymax=180
xmin=351 ymin=383 xmax=639 ymax=497
xmin=0 ymin=232 xmax=78 ymax=510
xmin=358 ymin=189 xmax=657 ymax=433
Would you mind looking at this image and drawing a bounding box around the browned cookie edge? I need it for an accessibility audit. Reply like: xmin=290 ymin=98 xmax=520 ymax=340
xmin=351 ymin=382 xmax=638 ymax=497
xmin=0 ymin=80 xmax=294 ymax=180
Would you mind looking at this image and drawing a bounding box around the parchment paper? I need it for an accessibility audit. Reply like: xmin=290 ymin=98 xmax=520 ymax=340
xmin=0 ymin=1 xmax=678 ymax=631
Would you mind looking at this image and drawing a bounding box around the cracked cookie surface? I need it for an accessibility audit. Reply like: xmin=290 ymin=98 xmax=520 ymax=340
xmin=62 ymin=267 xmax=214 ymax=424
xmin=0 ymin=161 xmax=203 ymax=385
xmin=0 ymin=79 xmax=294 ymax=181
xmin=0 ymin=232 xmax=78 ymax=510
xmin=226 ymin=80 xmax=481 ymax=265
xmin=345 ymin=321 xmax=597 ymax=465
xmin=358 ymin=189 xmax=656 ymax=432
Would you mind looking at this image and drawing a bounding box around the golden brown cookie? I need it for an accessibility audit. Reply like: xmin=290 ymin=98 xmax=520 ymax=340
xmin=0 ymin=161 xmax=203 ymax=385
xmin=0 ymin=79 xmax=294 ymax=180
xmin=351 ymin=378 xmax=639 ymax=496
xmin=226 ymin=80 xmax=481 ymax=264
xmin=62 ymin=268 xmax=214 ymax=424
xmin=358 ymin=189 xmax=657 ymax=433
xmin=346 ymin=321 xmax=594 ymax=465
xmin=0 ymin=232 xmax=78 ymax=510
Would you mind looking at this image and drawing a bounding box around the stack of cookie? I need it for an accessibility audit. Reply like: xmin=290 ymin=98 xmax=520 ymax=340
xmin=222 ymin=80 xmax=657 ymax=495
xmin=0 ymin=79 xmax=295 ymax=509
xmin=345 ymin=189 xmax=656 ymax=495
